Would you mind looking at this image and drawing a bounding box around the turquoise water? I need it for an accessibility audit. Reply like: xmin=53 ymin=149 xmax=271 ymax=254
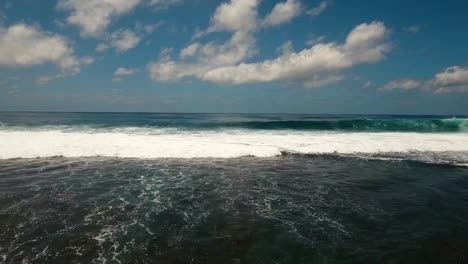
xmin=0 ymin=112 xmax=467 ymax=132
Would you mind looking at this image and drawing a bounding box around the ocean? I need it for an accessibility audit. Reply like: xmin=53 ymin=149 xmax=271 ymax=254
xmin=0 ymin=112 xmax=468 ymax=263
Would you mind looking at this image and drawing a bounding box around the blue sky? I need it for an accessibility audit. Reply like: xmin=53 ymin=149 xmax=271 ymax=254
xmin=0 ymin=0 xmax=467 ymax=114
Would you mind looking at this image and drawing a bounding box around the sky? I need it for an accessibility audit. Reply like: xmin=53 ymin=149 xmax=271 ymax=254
xmin=0 ymin=0 xmax=467 ymax=114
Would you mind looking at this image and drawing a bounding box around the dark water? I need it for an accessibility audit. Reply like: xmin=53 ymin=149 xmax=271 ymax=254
xmin=1 ymin=156 xmax=468 ymax=264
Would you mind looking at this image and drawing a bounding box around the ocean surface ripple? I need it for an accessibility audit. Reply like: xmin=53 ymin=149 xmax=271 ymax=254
xmin=1 ymin=156 xmax=468 ymax=263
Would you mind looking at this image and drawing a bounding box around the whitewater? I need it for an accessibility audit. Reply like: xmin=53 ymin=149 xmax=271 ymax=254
xmin=1 ymin=128 xmax=467 ymax=160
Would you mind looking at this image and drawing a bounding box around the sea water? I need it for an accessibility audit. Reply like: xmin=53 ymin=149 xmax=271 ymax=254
xmin=0 ymin=112 xmax=468 ymax=263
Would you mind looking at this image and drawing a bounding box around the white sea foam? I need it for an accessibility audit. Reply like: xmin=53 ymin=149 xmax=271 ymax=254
xmin=1 ymin=128 xmax=468 ymax=159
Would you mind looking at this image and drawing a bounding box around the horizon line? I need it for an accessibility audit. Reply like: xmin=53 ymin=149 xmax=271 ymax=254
xmin=0 ymin=110 xmax=467 ymax=116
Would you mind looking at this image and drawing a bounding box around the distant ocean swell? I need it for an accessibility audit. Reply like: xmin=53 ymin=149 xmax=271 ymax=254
xmin=210 ymin=118 xmax=468 ymax=132
xmin=0 ymin=118 xmax=467 ymax=132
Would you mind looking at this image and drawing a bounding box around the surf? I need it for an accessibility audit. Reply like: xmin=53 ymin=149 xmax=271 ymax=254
xmin=1 ymin=128 xmax=467 ymax=160
xmin=209 ymin=118 xmax=468 ymax=132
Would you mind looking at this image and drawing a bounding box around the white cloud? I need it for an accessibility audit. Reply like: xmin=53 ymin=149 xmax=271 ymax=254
xmin=159 ymin=47 xmax=174 ymax=60
xmin=277 ymin=41 xmax=294 ymax=56
xmin=57 ymin=0 xmax=141 ymax=37
xmin=379 ymin=66 xmax=468 ymax=93
xmin=208 ymin=0 xmax=260 ymax=33
xmin=148 ymin=31 xmax=258 ymax=82
xmin=149 ymin=0 xmax=183 ymax=9
xmin=81 ymin=56 xmax=95 ymax=65
xmin=110 ymin=29 xmax=141 ymax=53
xmin=135 ymin=21 xmax=164 ymax=34
xmin=197 ymin=0 xmax=304 ymax=36
xmin=113 ymin=67 xmax=139 ymax=82
xmin=306 ymin=1 xmax=328 ymax=16
xmin=403 ymin=25 xmax=421 ymax=34
xmin=202 ymin=22 xmax=390 ymax=86
xmin=0 ymin=23 xmax=80 ymax=72
xmin=262 ymin=0 xmax=302 ymax=27
xmin=96 ymin=43 xmax=110 ymax=52
xmin=37 ymin=56 xmax=96 ymax=85
xmin=149 ymin=0 xmax=261 ymax=82
xmin=97 ymin=22 xmax=158 ymax=53
xmin=432 ymin=66 xmax=468 ymax=93
xmin=37 ymin=59 xmax=95 ymax=85
xmin=380 ymin=79 xmax=423 ymax=91
xmin=180 ymin=43 xmax=201 ymax=59
xmin=115 ymin=67 xmax=139 ymax=76
xmin=37 ymin=74 xmax=64 ymax=85
xmin=148 ymin=0 xmax=362 ymax=88
xmin=0 ymin=23 xmax=94 ymax=85
xmin=362 ymin=81 xmax=373 ymax=89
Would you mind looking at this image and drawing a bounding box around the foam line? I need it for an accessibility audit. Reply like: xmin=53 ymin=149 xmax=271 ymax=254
xmin=1 ymin=129 xmax=468 ymax=159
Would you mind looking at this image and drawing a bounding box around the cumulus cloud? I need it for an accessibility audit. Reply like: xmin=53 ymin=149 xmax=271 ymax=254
xmin=96 ymin=43 xmax=110 ymax=52
xmin=0 ymin=23 xmax=80 ymax=72
xmin=277 ymin=41 xmax=294 ymax=56
xmin=180 ymin=43 xmax=201 ymax=59
xmin=194 ymin=0 xmax=309 ymax=40
xmin=306 ymin=1 xmax=328 ymax=16
xmin=379 ymin=66 xmax=468 ymax=93
xmin=135 ymin=21 xmax=164 ymax=34
xmin=95 ymin=22 xmax=163 ymax=53
xmin=149 ymin=0 xmax=261 ymax=82
xmin=113 ymin=67 xmax=139 ymax=82
xmin=202 ymin=22 xmax=390 ymax=85
xmin=96 ymin=22 xmax=160 ymax=53
xmin=148 ymin=0 xmax=351 ymax=88
xmin=0 ymin=23 xmax=94 ymax=85
xmin=57 ymin=0 xmax=141 ymax=37
xmin=148 ymin=31 xmax=257 ymax=82
xmin=115 ymin=67 xmax=139 ymax=76
xmin=110 ymin=29 xmax=141 ymax=52
xmin=262 ymin=0 xmax=302 ymax=27
xmin=432 ymin=66 xmax=468 ymax=93
xmin=36 ymin=56 xmax=95 ymax=85
xmin=208 ymin=0 xmax=260 ymax=33
xmin=81 ymin=56 xmax=95 ymax=65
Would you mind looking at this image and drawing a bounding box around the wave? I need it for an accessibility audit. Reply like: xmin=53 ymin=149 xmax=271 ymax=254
xmin=214 ymin=118 xmax=468 ymax=132
xmin=1 ymin=117 xmax=467 ymax=133
xmin=1 ymin=129 xmax=467 ymax=163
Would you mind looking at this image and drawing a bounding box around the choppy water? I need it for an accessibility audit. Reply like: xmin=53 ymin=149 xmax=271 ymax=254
xmin=1 ymin=156 xmax=468 ymax=263
xmin=1 ymin=113 xmax=468 ymax=263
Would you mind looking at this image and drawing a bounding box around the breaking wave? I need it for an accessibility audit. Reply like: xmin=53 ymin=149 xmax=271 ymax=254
xmin=1 ymin=116 xmax=467 ymax=132
xmin=222 ymin=118 xmax=468 ymax=132
xmin=1 ymin=127 xmax=467 ymax=165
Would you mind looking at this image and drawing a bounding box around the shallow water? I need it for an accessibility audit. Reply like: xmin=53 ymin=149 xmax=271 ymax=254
xmin=1 ymin=156 xmax=468 ymax=263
